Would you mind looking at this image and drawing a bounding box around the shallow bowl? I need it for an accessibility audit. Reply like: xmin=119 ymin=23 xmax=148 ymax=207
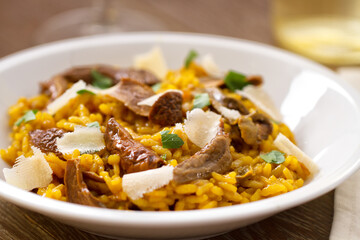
xmin=0 ymin=33 xmax=359 ymax=239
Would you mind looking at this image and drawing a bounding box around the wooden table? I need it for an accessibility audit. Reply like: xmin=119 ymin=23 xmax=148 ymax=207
xmin=0 ymin=0 xmax=333 ymax=239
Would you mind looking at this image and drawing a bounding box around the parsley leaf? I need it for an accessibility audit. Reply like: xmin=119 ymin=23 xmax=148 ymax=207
xmin=184 ymin=50 xmax=198 ymax=68
xmin=193 ymin=93 xmax=210 ymax=109
xmin=151 ymin=83 xmax=162 ymax=92
xmin=160 ymin=154 xmax=167 ymax=161
xmin=91 ymin=69 xmax=113 ymax=89
xmin=77 ymin=89 xmax=95 ymax=95
xmin=86 ymin=121 xmax=100 ymax=128
xmin=160 ymin=130 xmax=184 ymax=149
xmin=260 ymin=150 xmax=285 ymax=164
xmin=224 ymin=70 xmax=249 ymax=91
xmin=15 ymin=110 xmax=38 ymax=126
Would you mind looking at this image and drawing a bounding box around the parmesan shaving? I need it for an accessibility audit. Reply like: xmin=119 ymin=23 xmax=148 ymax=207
xmin=47 ymin=80 xmax=87 ymax=115
xmin=122 ymin=165 xmax=174 ymax=200
xmin=174 ymin=123 xmax=184 ymax=131
xmin=274 ymin=133 xmax=319 ymax=177
xmin=200 ymin=54 xmax=222 ymax=77
xmin=3 ymin=147 xmax=53 ymax=191
xmin=218 ymin=105 xmax=241 ymax=123
xmin=137 ymin=90 xmax=183 ymax=107
xmin=133 ymin=46 xmax=168 ymax=79
xmin=236 ymin=85 xmax=282 ymax=122
xmin=184 ymin=109 xmax=221 ymax=148
xmin=56 ymin=126 xmax=105 ymax=154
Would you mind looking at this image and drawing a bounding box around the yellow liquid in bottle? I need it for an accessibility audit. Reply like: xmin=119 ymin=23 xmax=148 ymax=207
xmin=272 ymin=0 xmax=360 ymax=66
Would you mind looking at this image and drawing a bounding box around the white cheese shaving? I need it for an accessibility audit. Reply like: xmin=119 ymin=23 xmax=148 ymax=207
xmin=200 ymin=54 xmax=222 ymax=78
xmin=174 ymin=123 xmax=184 ymax=131
xmin=47 ymin=80 xmax=87 ymax=115
xmin=122 ymin=165 xmax=174 ymax=200
xmin=3 ymin=147 xmax=53 ymax=191
xmin=236 ymin=85 xmax=282 ymax=122
xmin=218 ymin=105 xmax=241 ymax=123
xmin=133 ymin=46 xmax=168 ymax=79
xmin=274 ymin=133 xmax=319 ymax=177
xmin=184 ymin=109 xmax=221 ymax=148
xmin=56 ymin=126 xmax=105 ymax=154
xmin=137 ymin=89 xmax=183 ymax=107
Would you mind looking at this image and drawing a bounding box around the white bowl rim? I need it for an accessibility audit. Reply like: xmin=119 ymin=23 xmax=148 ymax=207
xmin=0 ymin=32 xmax=360 ymax=228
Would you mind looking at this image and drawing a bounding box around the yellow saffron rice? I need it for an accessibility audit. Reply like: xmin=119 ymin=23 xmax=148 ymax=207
xmin=0 ymin=65 xmax=309 ymax=211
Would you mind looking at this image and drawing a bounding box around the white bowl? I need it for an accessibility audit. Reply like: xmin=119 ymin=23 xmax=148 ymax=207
xmin=0 ymin=33 xmax=359 ymax=239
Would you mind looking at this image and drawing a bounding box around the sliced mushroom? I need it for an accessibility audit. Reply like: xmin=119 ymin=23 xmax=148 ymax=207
xmin=41 ymin=65 xmax=161 ymax=101
xmin=29 ymin=128 xmax=66 ymax=156
xmin=173 ymin=122 xmax=232 ymax=184
xmin=104 ymin=118 xmax=165 ymax=174
xmin=149 ymin=91 xmax=183 ymax=126
xmin=252 ymin=113 xmax=273 ymax=140
xmin=200 ymin=77 xmax=225 ymax=88
xmin=207 ymin=87 xmax=249 ymax=114
xmin=238 ymin=112 xmax=273 ymax=146
xmin=82 ymin=171 xmax=105 ymax=183
xmin=246 ymin=75 xmax=263 ymax=86
xmin=115 ymin=68 xmax=160 ymax=86
xmin=64 ymin=159 xmax=104 ymax=207
xmin=222 ymin=97 xmax=249 ymax=115
xmin=40 ymin=76 xmax=68 ymax=101
xmin=104 ymin=78 xmax=155 ymax=116
xmin=83 ymin=171 xmax=111 ymax=195
xmin=206 ymin=88 xmax=248 ymax=124
xmin=63 ymin=65 xmax=160 ymax=86
xmin=229 ymin=124 xmax=245 ymax=151
xmin=63 ymin=64 xmax=119 ymax=85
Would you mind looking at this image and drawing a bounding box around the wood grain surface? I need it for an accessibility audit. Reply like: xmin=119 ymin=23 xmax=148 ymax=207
xmin=0 ymin=0 xmax=333 ymax=239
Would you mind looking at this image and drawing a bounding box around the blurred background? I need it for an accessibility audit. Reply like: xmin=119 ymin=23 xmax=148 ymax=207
xmin=0 ymin=0 xmax=358 ymax=239
xmin=0 ymin=0 xmax=272 ymax=58
xmin=1 ymin=0 xmax=360 ymax=67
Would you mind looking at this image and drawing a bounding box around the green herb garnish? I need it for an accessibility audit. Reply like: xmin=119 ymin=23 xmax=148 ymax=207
xmin=184 ymin=50 xmax=198 ymax=68
xmin=77 ymin=89 xmax=95 ymax=95
xmin=193 ymin=93 xmax=210 ymax=109
xmin=151 ymin=83 xmax=162 ymax=92
xmin=260 ymin=150 xmax=285 ymax=164
xmin=224 ymin=70 xmax=249 ymax=91
xmin=86 ymin=121 xmax=100 ymax=128
xmin=160 ymin=154 xmax=167 ymax=161
xmin=91 ymin=69 xmax=113 ymax=89
xmin=14 ymin=110 xmax=38 ymax=126
xmin=160 ymin=130 xmax=184 ymax=149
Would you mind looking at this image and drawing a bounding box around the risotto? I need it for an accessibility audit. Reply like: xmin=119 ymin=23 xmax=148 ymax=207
xmin=0 ymin=48 xmax=316 ymax=211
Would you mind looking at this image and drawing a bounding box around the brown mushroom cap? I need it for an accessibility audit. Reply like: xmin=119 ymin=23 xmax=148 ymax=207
xmin=149 ymin=91 xmax=183 ymax=126
xmin=40 ymin=76 xmax=68 ymax=101
xmin=105 ymin=78 xmax=155 ymax=117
